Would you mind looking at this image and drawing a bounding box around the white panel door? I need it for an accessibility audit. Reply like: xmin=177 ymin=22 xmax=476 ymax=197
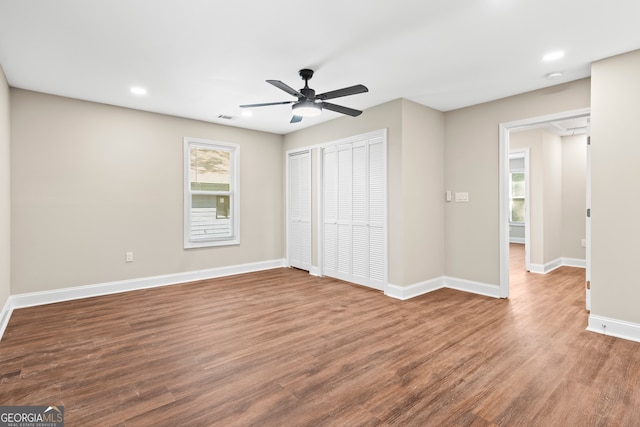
xmin=288 ymin=150 xmax=311 ymax=271
xmin=321 ymin=131 xmax=386 ymax=290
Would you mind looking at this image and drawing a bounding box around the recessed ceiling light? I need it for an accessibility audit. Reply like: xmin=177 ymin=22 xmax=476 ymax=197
xmin=546 ymin=72 xmax=564 ymax=79
xmin=543 ymin=51 xmax=564 ymax=61
xmin=241 ymin=110 xmax=253 ymax=117
xmin=130 ymin=86 xmax=147 ymax=95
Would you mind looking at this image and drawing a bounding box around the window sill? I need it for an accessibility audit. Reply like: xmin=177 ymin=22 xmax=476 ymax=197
xmin=184 ymin=238 xmax=240 ymax=249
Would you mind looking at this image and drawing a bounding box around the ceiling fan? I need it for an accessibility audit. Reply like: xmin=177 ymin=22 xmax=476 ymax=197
xmin=240 ymin=69 xmax=368 ymax=123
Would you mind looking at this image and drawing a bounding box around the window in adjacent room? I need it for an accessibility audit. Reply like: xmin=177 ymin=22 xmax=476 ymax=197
xmin=509 ymin=171 xmax=525 ymax=223
xmin=184 ymin=137 xmax=239 ymax=248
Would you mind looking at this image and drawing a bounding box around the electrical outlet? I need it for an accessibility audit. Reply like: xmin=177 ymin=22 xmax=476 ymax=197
xmin=126 ymin=252 xmax=133 ymax=263
xmin=581 ymin=239 xmax=587 ymax=247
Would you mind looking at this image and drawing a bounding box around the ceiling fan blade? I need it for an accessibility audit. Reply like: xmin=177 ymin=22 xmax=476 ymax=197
xmin=321 ymin=102 xmax=363 ymax=117
xmin=267 ymin=80 xmax=304 ymax=98
xmin=290 ymin=115 xmax=303 ymax=123
xmin=316 ymin=84 xmax=368 ymax=101
xmin=239 ymin=101 xmax=295 ymax=108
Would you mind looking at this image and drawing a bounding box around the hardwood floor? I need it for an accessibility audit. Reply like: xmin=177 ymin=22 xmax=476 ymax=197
xmin=2 ymin=248 xmax=640 ymax=426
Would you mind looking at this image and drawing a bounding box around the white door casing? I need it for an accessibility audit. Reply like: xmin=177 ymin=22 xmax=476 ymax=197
xmin=586 ymin=122 xmax=592 ymax=310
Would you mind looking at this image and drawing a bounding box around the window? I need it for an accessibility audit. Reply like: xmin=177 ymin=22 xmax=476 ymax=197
xmin=509 ymin=172 xmax=525 ymax=223
xmin=184 ymin=137 xmax=239 ymax=248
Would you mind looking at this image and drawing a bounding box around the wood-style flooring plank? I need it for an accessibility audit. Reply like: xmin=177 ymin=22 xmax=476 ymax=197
xmin=2 ymin=245 xmax=640 ymax=426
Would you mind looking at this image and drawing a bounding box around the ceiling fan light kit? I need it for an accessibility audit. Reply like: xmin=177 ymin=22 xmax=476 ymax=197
xmin=240 ymin=68 xmax=368 ymax=123
xmin=292 ymin=100 xmax=322 ymax=117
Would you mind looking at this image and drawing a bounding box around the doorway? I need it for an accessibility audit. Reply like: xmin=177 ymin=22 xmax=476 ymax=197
xmin=499 ymin=108 xmax=591 ymax=306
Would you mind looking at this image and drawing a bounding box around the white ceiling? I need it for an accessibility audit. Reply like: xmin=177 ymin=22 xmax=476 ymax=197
xmin=1 ymin=1 xmax=639 ymax=135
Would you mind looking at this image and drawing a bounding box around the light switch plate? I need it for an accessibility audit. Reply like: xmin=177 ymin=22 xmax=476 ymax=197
xmin=455 ymin=192 xmax=469 ymax=202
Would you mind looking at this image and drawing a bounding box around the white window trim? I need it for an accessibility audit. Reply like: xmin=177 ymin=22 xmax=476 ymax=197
xmin=184 ymin=137 xmax=240 ymax=248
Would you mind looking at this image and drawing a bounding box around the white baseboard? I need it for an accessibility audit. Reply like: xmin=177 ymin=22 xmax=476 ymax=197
xmin=0 ymin=297 xmax=12 ymax=344
xmin=529 ymin=258 xmax=562 ymax=274
xmin=11 ymin=258 xmax=286 ymax=310
xmin=561 ymin=257 xmax=586 ymax=268
xmin=1 ymin=258 xmax=285 ymax=342
xmin=444 ymin=277 xmax=502 ymax=298
xmin=529 ymin=257 xmax=586 ymax=274
xmin=309 ymin=266 xmax=321 ymax=277
xmin=385 ymin=276 xmax=501 ymax=300
xmin=385 ymin=277 xmax=445 ymax=300
xmin=587 ymin=314 xmax=640 ymax=344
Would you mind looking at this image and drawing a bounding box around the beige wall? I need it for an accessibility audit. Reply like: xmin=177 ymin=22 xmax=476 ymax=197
xmin=400 ymin=99 xmax=445 ymax=285
xmin=542 ymin=130 xmax=563 ymax=263
xmin=284 ymin=99 xmax=445 ymax=287
xmin=561 ymin=134 xmax=587 ymax=260
xmin=444 ymin=78 xmax=590 ymax=284
xmin=591 ymin=49 xmax=640 ymax=324
xmin=0 ymin=66 xmax=9 ymax=310
xmin=10 ymin=89 xmax=284 ymax=294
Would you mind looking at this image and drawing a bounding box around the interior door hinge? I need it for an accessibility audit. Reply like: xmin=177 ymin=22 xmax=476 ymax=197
xmin=587 ymin=208 xmax=591 ymax=218
xmin=587 ymin=136 xmax=591 ymax=145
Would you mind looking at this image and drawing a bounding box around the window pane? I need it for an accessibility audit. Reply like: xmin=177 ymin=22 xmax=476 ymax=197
xmin=190 ymin=147 xmax=230 ymax=191
xmin=511 ymin=173 xmax=525 ymax=198
xmin=511 ymin=198 xmax=525 ymax=222
xmin=191 ymin=194 xmax=232 ymax=239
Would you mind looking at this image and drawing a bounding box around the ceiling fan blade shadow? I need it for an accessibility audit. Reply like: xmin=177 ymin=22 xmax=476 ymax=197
xmin=240 ymin=101 xmax=295 ymax=108
xmin=290 ymin=115 xmax=303 ymax=123
xmin=267 ymin=80 xmax=304 ymax=98
xmin=316 ymin=84 xmax=368 ymax=100
xmin=321 ymin=102 xmax=362 ymax=117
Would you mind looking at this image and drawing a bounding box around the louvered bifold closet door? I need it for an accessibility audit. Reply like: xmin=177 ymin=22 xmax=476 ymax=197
xmin=336 ymin=144 xmax=353 ymax=280
xmin=322 ymin=133 xmax=386 ymax=290
xmin=288 ymin=151 xmax=311 ymax=271
xmin=351 ymin=141 xmax=369 ymax=285
xmin=368 ymin=137 xmax=385 ymax=289
xmin=323 ymin=147 xmax=339 ymax=276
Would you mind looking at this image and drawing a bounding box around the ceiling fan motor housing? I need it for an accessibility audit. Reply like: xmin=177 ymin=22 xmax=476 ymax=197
xmin=300 ymin=87 xmax=315 ymax=99
xmin=299 ymin=68 xmax=314 ymax=81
